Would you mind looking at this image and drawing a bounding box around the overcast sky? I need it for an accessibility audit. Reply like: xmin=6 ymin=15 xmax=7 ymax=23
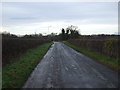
xmin=0 ymin=2 xmax=118 ymax=35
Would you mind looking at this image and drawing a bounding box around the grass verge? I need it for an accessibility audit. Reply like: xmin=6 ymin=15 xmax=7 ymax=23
xmin=63 ymin=41 xmax=119 ymax=72
xmin=2 ymin=42 xmax=53 ymax=88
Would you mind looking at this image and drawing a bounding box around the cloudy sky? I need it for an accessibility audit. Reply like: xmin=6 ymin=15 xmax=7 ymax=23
xmin=0 ymin=2 xmax=118 ymax=35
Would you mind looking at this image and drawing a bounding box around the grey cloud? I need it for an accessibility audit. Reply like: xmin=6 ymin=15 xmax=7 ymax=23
xmin=2 ymin=2 xmax=118 ymax=26
xmin=10 ymin=17 xmax=36 ymax=20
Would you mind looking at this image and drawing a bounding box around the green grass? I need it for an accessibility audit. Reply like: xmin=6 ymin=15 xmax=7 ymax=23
xmin=2 ymin=42 xmax=53 ymax=88
xmin=63 ymin=41 xmax=119 ymax=72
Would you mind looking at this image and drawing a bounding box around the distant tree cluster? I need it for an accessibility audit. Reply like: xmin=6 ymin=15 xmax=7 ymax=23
xmin=2 ymin=26 xmax=119 ymax=41
xmin=1 ymin=31 xmax=44 ymax=39
xmin=22 ymin=33 xmax=43 ymax=39
xmin=61 ymin=25 xmax=80 ymax=40
xmin=2 ymin=31 xmax=18 ymax=38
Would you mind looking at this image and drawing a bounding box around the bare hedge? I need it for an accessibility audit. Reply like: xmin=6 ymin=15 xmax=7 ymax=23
xmin=68 ymin=38 xmax=119 ymax=60
xmin=2 ymin=38 xmax=50 ymax=66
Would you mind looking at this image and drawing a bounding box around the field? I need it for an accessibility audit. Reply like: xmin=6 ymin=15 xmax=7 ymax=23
xmin=2 ymin=38 xmax=50 ymax=66
xmin=67 ymin=37 xmax=119 ymax=60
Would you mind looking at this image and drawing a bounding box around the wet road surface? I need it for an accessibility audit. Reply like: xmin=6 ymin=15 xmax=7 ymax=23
xmin=23 ymin=42 xmax=118 ymax=88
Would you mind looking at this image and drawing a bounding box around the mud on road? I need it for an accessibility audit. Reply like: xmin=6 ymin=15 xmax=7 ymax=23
xmin=23 ymin=42 xmax=118 ymax=88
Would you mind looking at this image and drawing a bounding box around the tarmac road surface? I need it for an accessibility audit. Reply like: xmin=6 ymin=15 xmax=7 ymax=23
xmin=23 ymin=42 xmax=118 ymax=88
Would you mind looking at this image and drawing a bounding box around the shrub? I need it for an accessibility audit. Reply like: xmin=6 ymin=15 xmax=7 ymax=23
xmin=68 ymin=38 xmax=119 ymax=60
xmin=2 ymin=38 xmax=50 ymax=66
xmin=103 ymin=38 xmax=119 ymax=59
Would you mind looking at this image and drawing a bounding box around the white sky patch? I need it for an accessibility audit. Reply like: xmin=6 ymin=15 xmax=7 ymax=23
xmin=1 ymin=21 xmax=118 ymax=35
xmin=1 ymin=21 xmax=70 ymax=35
xmin=1 ymin=2 xmax=118 ymax=35
xmin=1 ymin=0 xmax=119 ymax=2
xmin=79 ymin=24 xmax=118 ymax=35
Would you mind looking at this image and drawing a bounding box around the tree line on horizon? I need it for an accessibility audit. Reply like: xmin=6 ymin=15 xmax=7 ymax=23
xmin=1 ymin=25 xmax=119 ymax=40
